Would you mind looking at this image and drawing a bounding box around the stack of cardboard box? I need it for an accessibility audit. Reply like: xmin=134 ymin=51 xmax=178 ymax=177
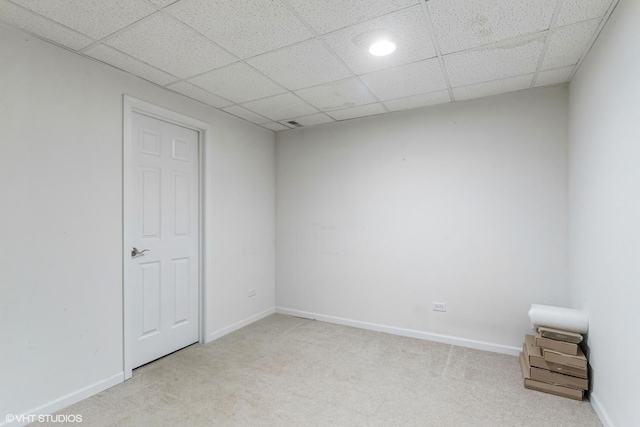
xmin=519 ymin=326 xmax=588 ymax=400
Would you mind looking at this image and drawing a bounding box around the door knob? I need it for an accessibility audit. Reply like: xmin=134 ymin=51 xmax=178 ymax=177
xmin=131 ymin=247 xmax=150 ymax=258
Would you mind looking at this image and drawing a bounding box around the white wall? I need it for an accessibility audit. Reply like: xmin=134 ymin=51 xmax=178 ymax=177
xmin=568 ymin=0 xmax=640 ymax=425
xmin=0 ymin=23 xmax=275 ymax=419
xmin=276 ymin=86 xmax=569 ymax=351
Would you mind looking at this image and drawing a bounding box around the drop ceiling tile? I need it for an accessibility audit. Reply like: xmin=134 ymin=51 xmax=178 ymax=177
xmin=295 ymin=78 xmax=377 ymax=111
xmin=360 ymin=58 xmax=447 ymax=101
xmin=428 ymin=0 xmax=556 ymax=55
xmin=11 ymin=0 xmax=155 ymax=39
xmin=0 ymin=1 xmax=93 ymax=50
xmin=105 ymin=13 xmax=236 ymax=79
xmin=262 ymin=122 xmax=290 ymax=132
xmin=222 ymin=105 xmax=270 ymax=125
xmin=453 ymin=74 xmax=533 ymax=101
xmin=281 ymin=113 xmax=335 ymax=127
xmin=243 ymin=93 xmax=319 ymax=121
xmin=327 ymin=103 xmax=387 ymax=121
xmin=444 ymin=34 xmax=546 ymax=87
xmin=188 ymin=62 xmax=286 ymax=104
xmin=247 ymin=39 xmax=352 ymax=91
xmin=542 ymin=19 xmax=601 ymax=71
xmin=167 ymin=0 xmax=312 ymax=59
xmin=323 ymin=6 xmax=436 ymax=75
xmin=166 ymin=81 xmax=233 ymax=108
xmin=286 ymin=0 xmax=419 ymax=35
xmin=383 ymin=90 xmax=451 ymax=112
xmin=84 ymin=44 xmax=178 ymax=86
xmin=534 ymin=66 xmax=574 ymax=87
xmin=557 ymin=0 xmax=613 ymax=27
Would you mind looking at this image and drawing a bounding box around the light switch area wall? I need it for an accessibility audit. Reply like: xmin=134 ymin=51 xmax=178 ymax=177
xmin=276 ymin=86 xmax=569 ymax=350
xmin=0 ymin=23 xmax=275 ymax=419
xmin=568 ymin=0 xmax=640 ymax=425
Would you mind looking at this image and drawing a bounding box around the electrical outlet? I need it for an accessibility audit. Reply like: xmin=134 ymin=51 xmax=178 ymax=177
xmin=433 ymin=302 xmax=447 ymax=312
xmin=248 ymin=288 xmax=256 ymax=297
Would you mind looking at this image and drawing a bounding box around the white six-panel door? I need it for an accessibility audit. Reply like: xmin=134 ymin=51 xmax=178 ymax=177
xmin=129 ymin=112 xmax=199 ymax=369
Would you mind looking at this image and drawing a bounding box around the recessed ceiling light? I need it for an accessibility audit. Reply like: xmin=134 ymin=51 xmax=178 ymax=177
xmin=369 ymin=40 xmax=396 ymax=56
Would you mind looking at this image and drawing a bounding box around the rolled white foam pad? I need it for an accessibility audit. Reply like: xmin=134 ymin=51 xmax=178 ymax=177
xmin=528 ymin=304 xmax=589 ymax=334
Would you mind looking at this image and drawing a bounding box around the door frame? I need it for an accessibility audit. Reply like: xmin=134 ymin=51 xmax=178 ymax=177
xmin=122 ymin=95 xmax=209 ymax=380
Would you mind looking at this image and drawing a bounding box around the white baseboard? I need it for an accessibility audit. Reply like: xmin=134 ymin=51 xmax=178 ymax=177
xmin=276 ymin=307 xmax=521 ymax=356
xmin=2 ymin=372 xmax=124 ymax=427
xmin=207 ymin=307 xmax=276 ymax=343
xmin=590 ymin=393 xmax=614 ymax=427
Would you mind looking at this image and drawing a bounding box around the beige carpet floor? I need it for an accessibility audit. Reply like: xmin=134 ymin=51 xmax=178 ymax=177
xmin=36 ymin=314 xmax=602 ymax=426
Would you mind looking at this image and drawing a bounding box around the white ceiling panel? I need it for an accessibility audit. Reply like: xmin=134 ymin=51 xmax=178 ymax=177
xmin=444 ymin=34 xmax=546 ymax=87
xmin=323 ymin=6 xmax=436 ymax=75
xmin=534 ymin=66 xmax=575 ymax=87
xmin=360 ymin=58 xmax=447 ymax=101
xmin=295 ymin=78 xmax=377 ymax=111
xmin=11 ymin=0 xmax=155 ymax=39
xmin=105 ymin=13 xmax=236 ymax=79
xmin=2 ymin=0 xmax=617 ymax=129
xmin=557 ymin=0 xmax=614 ymax=27
xmin=428 ymin=0 xmax=555 ymax=55
xmin=0 ymin=0 xmax=93 ymax=50
xmin=84 ymin=44 xmax=178 ymax=86
xmin=281 ymin=113 xmax=335 ymax=127
xmin=542 ymin=19 xmax=601 ymax=71
xmin=222 ymin=105 xmax=270 ymax=124
xmin=262 ymin=122 xmax=290 ymax=132
xmin=166 ymin=81 xmax=233 ymax=108
xmin=383 ymin=90 xmax=451 ymax=112
xmin=286 ymin=0 xmax=419 ymax=35
xmin=167 ymin=0 xmax=312 ymax=59
xmin=188 ymin=62 xmax=287 ymax=104
xmin=247 ymin=39 xmax=352 ymax=91
xmin=243 ymin=93 xmax=319 ymax=121
xmin=327 ymin=103 xmax=387 ymax=121
xmin=453 ymin=74 xmax=533 ymax=101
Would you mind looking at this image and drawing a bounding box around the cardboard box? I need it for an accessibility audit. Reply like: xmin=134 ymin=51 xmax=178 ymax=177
xmin=537 ymin=326 xmax=583 ymax=344
xmin=520 ymin=349 xmax=588 ymax=389
xmin=523 ymin=335 xmax=588 ymax=379
xmin=530 ymin=366 xmax=588 ymax=390
xmin=535 ymin=332 xmax=578 ymax=356
xmin=543 ymin=347 xmax=588 ymax=370
xmin=520 ymin=352 xmax=583 ymax=401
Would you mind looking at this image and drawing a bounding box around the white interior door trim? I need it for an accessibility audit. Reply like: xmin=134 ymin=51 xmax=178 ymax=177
xmin=123 ymin=95 xmax=209 ymax=380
